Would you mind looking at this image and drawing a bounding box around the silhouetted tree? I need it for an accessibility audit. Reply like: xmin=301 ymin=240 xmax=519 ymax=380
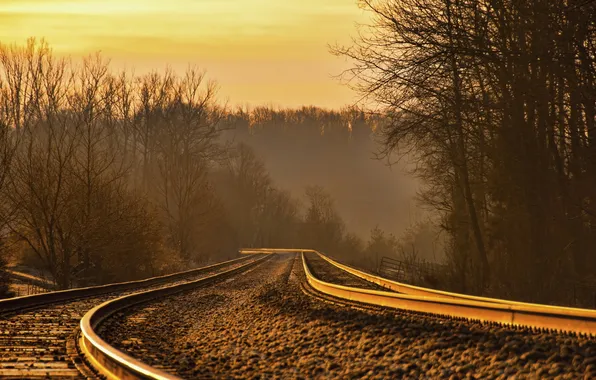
xmin=334 ymin=0 xmax=596 ymax=303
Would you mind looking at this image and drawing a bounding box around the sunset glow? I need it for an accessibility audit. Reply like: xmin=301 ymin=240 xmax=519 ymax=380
xmin=0 ymin=0 xmax=369 ymax=108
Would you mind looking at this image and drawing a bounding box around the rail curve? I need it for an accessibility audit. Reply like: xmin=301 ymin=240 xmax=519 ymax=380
xmin=300 ymin=251 xmax=596 ymax=335
xmin=0 ymin=255 xmax=256 ymax=315
xmin=244 ymin=248 xmax=596 ymax=307
xmin=311 ymin=250 xmax=596 ymax=311
xmin=242 ymin=248 xmax=596 ymax=335
xmin=79 ymin=254 xmax=271 ymax=379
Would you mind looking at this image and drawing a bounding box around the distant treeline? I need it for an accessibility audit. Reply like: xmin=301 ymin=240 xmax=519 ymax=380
xmin=0 ymin=39 xmax=432 ymax=293
xmin=226 ymin=105 xmax=377 ymax=141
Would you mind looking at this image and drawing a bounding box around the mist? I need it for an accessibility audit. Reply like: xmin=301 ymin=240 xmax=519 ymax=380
xmin=225 ymin=112 xmax=421 ymax=240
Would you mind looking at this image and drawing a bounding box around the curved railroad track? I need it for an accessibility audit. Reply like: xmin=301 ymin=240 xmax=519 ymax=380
xmin=244 ymin=248 xmax=596 ymax=335
xmin=83 ymin=250 xmax=595 ymax=379
xmin=79 ymin=254 xmax=272 ymax=379
xmin=301 ymin=251 xmax=384 ymax=291
xmin=0 ymin=255 xmax=263 ymax=379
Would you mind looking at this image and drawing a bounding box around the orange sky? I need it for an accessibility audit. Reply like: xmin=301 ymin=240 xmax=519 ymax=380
xmin=0 ymin=0 xmax=369 ymax=108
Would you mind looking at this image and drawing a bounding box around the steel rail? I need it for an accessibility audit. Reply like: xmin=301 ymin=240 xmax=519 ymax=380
xmin=301 ymin=252 xmax=596 ymax=335
xmin=313 ymin=251 xmax=570 ymax=306
xmin=79 ymin=253 xmax=272 ymax=380
xmin=241 ymin=249 xmax=596 ymax=334
xmin=0 ymin=255 xmax=255 ymax=315
xmin=243 ymin=248 xmax=596 ymax=312
xmin=312 ymin=250 xmax=596 ymax=317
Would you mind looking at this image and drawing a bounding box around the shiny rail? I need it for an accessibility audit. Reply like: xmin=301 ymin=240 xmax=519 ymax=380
xmin=300 ymin=252 xmax=596 ymax=335
xmin=0 ymin=255 xmax=254 ymax=315
xmin=79 ymin=254 xmax=271 ymax=380
xmin=312 ymin=250 xmax=596 ymax=317
xmin=243 ymin=248 xmax=595 ymax=309
xmin=313 ymin=251 xmax=573 ymax=307
xmin=241 ymin=248 xmax=596 ymax=335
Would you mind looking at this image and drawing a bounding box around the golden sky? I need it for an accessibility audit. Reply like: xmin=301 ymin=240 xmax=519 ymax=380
xmin=0 ymin=0 xmax=368 ymax=108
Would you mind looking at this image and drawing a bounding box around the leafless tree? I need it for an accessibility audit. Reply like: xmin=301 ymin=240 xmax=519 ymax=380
xmin=2 ymin=41 xmax=80 ymax=288
xmin=333 ymin=0 xmax=596 ymax=302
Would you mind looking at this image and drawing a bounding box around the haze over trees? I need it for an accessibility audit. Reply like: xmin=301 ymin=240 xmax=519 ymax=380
xmin=224 ymin=105 xmax=421 ymax=240
xmin=3 ymin=0 xmax=593 ymax=309
xmin=333 ymin=0 xmax=596 ymax=304
xmin=0 ymin=39 xmax=431 ymax=293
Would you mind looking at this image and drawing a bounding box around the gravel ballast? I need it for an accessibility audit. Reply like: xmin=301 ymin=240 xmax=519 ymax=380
xmin=303 ymin=252 xmax=386 ymax=291
xmin=98 ymin=253 xmax=596 ymax=379
xmin=0 ymin=256 xmax=258 ymax=379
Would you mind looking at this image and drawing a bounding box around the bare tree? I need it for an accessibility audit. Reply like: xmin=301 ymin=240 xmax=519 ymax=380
xmin=154 ymin=68 xmax=226 ymax=262
xmin=334 ymin=0 xmax=596 ymax=303
xmin=3 ymin=41 xmax=80 ymax=288
xmin=1 ymin=41 xmax=171 ymax=288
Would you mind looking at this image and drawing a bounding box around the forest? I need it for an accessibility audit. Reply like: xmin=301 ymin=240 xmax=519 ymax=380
xmin=0 ymin=39 xmax=435 ymax=296
xmin=333 ymin=0 xmax=596 ymax=305
xmin=2 ymin=0 xmax=596 ymax=308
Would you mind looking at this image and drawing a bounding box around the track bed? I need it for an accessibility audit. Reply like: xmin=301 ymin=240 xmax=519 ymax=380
xmin=97 ymin=253 xmax=596 ymax=379
xmin=303 ymin=252 xmax=385 ymax=290
xmin=0 ymin=256 xmax=258 ymax=379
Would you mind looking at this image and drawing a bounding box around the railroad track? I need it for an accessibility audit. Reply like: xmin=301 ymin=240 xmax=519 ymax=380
xmin=2 ymin=248 xmax=594 ymax=379
xmin=301 ymin=251 xmax=384 ymax=291
xmin=83 ymin=249 xmax=596 ymax=378
xmin=78 ymin=253 xmax=272 ymax=379
xmin=246 ymin=248 xmax=596 ymax=335
xmin=0 ymin=254 xmax=263 ymax=379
